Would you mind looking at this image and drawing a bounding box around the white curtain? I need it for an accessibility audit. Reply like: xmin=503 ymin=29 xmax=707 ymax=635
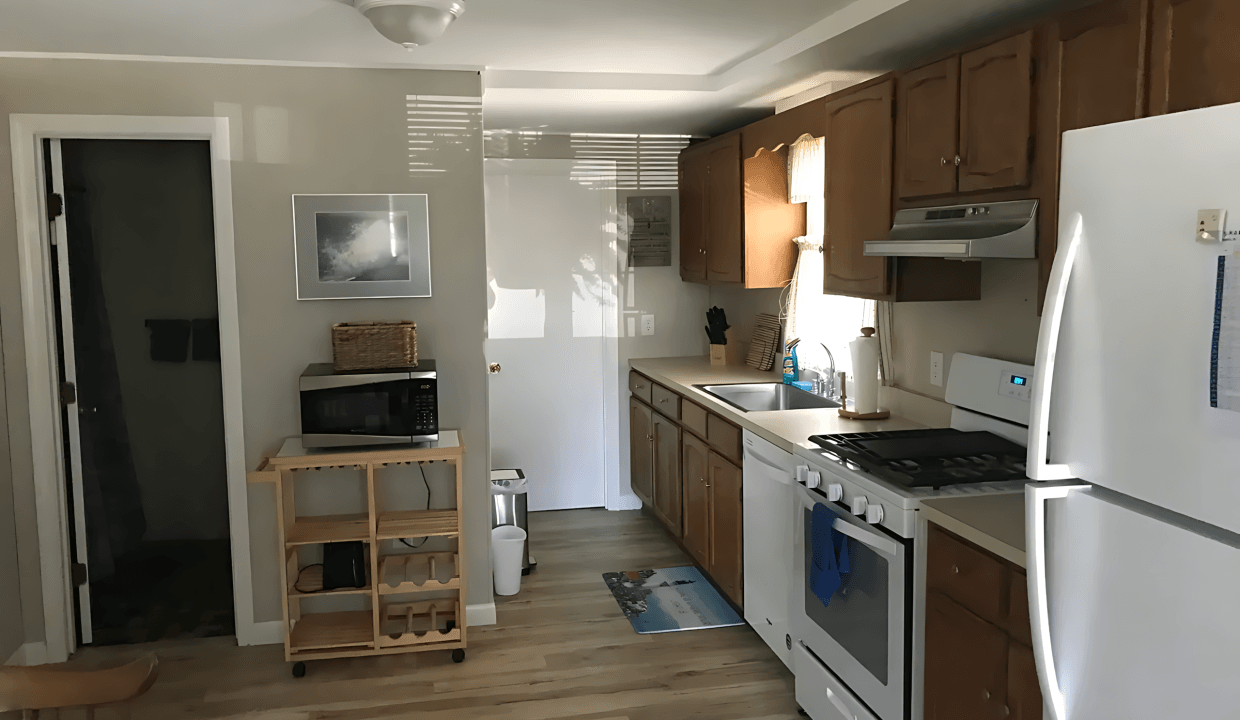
xmin=788 ymin=134 xmax=824 ymax=205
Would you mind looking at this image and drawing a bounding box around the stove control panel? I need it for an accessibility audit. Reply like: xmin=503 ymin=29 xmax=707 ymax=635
xmin=999 ymin=371 xmax=1032 ymax=401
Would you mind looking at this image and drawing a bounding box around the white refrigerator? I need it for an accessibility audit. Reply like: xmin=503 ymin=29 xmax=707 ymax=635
xmin=1026 ymin=103 xmax=1240 ymax=720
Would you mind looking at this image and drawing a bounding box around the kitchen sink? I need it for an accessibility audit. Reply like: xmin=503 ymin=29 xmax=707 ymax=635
xmin=696 ymin=383 xmax=841 ymax=413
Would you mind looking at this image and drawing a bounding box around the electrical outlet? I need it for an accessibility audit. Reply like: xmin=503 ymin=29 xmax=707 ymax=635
xmin=930 ymin=352 xmax=944 ymax=387
xmin=641 ymin=315 xmax=655 ymax=336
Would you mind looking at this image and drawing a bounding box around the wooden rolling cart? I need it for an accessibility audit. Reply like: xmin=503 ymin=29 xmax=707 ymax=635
xmin=248 ymin=431 xmax=467 ymax=677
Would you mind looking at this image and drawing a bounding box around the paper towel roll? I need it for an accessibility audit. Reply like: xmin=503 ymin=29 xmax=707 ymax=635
xmin=849 ymin=327 xmax=879 ymax=415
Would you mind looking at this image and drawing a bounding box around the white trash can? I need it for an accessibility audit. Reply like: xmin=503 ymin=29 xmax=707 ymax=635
xmin=491 ymin=525 xmax=527 ymax=596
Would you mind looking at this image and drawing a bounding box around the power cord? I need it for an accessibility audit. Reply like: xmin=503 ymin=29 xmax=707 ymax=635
xmin=399 ymin=462 xmax=432 ymax=549
xmin=293 ymin=563 xmax=326 ymax=594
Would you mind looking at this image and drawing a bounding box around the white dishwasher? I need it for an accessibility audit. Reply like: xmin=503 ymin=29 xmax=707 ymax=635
xmin=742 ymin=430 xmax=799 ymax=671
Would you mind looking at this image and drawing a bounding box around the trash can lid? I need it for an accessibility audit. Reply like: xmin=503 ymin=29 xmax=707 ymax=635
xmin=490 ymin=468 xmax=527 ymax=494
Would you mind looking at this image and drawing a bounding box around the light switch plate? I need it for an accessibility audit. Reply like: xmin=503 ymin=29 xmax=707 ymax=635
xmin=930 ymin=351 xmax=944 ymax=387
xmin=641 ymin=315 xmax=655 ymax=336
xmin=1198 ymin=209 xmax=1226 ymax=243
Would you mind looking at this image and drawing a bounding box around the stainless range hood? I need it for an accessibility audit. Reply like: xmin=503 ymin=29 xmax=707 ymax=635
xmin=865 ymin=199 xmax=1037 ymax=259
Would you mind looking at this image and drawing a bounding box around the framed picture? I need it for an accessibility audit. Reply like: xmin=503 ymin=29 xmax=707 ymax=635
xmin=292 ymin=194 xmax=432 ymax=300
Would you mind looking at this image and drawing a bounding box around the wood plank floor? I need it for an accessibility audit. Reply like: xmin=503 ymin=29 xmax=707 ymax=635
xmin=31 ymin=509 xmax=799 ymax=720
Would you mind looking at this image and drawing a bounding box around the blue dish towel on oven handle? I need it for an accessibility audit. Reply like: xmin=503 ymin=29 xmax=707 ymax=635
xmin=810 ymin=503 xmax=851 ymax=608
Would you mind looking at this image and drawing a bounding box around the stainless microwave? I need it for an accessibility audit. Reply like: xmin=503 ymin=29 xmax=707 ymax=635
xmin=298 ymin=361 xmax=438 ymax=448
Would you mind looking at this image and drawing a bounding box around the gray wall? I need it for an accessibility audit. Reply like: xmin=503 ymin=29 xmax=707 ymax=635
xmin=0 ymin=318 xmax=25 ymax=661
xmin=68 ymin=139 xmax=230 ymax=542
xmin=0 ymin=58 xmax=491 ymax=641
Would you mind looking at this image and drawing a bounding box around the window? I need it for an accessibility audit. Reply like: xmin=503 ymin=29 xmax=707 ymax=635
xmin=783 ymin=135 xmax=877 ymax=393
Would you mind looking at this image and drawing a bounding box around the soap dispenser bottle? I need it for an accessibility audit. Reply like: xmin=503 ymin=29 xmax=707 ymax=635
xmin=782 ymin=338 xmax=800 ymax=385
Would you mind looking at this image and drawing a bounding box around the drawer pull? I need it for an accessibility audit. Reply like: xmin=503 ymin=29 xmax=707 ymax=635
xmin=659 ymin=398 xmax=669 ymax=403
xmin=635 ymin=383 xmax=645 ymax=389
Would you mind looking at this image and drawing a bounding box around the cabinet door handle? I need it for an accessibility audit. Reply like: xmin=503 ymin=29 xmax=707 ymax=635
xmin=941 ymin=157 xmax=948 ymax=166
xmin=646 ymin=434 xmax=653 ymax=441
xmin=954 ymin=155 xmax=962 ymax=166
xmin=983 ymin=690 xmax=991 ymax=700
xmin=952 ymin=564 xmax=960 ymax=574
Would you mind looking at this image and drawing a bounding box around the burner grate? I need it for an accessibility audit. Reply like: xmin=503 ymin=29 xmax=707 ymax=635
xmin=810 ymin=429 xmax=1028 ymax=490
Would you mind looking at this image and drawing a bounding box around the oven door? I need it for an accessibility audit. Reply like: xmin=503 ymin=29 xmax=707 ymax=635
xmin=792 ymin=482 xmax=910 ymax=720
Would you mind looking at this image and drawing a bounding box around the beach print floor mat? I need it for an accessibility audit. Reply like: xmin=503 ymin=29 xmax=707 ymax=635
xmin=602 ymin=566 xmax=745 ymax=634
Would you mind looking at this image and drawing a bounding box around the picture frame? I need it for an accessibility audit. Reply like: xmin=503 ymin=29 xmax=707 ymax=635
xmin=292 ymin=194 xmax=432 ymax=300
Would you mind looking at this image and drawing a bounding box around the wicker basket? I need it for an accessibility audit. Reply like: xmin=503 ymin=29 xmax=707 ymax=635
xmin=331 ymin=321 xmax=418 ymax=372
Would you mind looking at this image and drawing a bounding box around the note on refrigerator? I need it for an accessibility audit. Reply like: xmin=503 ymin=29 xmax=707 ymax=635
xmin=1211 ymin=253 xmax=1240 ymax=412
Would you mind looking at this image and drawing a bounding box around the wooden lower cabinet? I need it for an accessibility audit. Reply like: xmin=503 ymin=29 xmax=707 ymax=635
xmin=1007 ymin=641 xmax=1042 ymax=720
xmin=707 ymin=450 xmax=743 ymax=605
xmin=652 ymin=412 xmax=682 ymax=537
xmin=924 ymin=591 xmax=1010 ymax=720
xmin=629 ymin=398 xmax=654 ymax=505
xmin=925 ymin=525 xmax=1044 ymax=720
xmin=681 ymin=433 xmax=711 ymax=567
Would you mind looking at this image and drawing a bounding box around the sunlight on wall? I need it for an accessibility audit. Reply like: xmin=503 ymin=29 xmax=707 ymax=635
xmin=569 ymin=134 xmax=689 ymax=190
xmin=486 ymin=278 xmax=547 ymax=339
xmin=407 ymin=94 xmax=483 ymax=177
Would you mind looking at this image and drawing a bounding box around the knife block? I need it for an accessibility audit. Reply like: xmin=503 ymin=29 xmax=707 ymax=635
xmin=710 ymin=329 xmax=743 ymax=366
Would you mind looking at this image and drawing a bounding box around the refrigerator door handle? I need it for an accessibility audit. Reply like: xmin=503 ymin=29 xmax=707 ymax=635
xmin=1026 ymin=481 xmax=1089 ymax=720
xmin=1028 ymin=214 xmax=1084 ymax=480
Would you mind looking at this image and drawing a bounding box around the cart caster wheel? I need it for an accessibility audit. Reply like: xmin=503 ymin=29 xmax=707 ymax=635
xmin=451 ymin=649 xmax=465 ymax=663
xmin=292 ymin=661 xmax=306 ymax=678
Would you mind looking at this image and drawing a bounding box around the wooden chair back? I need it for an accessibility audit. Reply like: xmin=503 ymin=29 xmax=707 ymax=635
xmin=0 ymin=653 xmax=159 ymax=717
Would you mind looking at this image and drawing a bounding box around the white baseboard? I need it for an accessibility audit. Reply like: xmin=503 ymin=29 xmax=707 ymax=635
xmin=238 ymin=620 xmax=285 ymax=646
xmin=466 ymin=602 xmax=496 ymax=627
xmin=6 ymin=641 xmax=48 ymax=666
xmin=612 ymin=495 xmax=642 ymax=511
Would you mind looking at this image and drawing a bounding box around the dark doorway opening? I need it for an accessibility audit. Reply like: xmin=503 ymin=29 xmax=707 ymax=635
xmin=50 ymin=139 xmax=235 ymax=646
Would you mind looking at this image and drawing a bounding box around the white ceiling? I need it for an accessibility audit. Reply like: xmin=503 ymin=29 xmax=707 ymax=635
xmin=0 ymin=0 xmax=1072 ymax=135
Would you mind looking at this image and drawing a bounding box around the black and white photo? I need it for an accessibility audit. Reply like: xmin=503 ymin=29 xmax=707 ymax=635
xmin=293 ymin=194 xmax=432 ymax=299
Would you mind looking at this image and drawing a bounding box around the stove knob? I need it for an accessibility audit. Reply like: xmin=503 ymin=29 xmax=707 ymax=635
xmin=851 ymin=495 xmax=868 ymax=516
xmin=806 ymin=471 xmax=822 ymax=489
xmin=795 ymin=465 xmax=810 ymax=485
xmin=827 ymin=483 xmax=843 ymax=502
xmin=865 ymin=503 xmax=885 ymax=525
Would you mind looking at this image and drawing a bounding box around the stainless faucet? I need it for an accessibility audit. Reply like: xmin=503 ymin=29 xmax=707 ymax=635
xmin=819 ymin=343 xmax=837 ymax=399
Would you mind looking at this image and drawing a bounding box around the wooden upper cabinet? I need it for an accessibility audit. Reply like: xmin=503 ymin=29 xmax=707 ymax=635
xmin=705 ymin=136 xmax=744 ymax=284
xmin=897 ymin=56 xmax=961 ymax=198
xmin=1058 ymin=0 xmax=1151 ymax=132
xmin=707 ymin=450 xmax=744 ymax=606
xmin=823 ymin=80 xmax=894 ymax=299
xmin=1150 ymin=0 xmax=1240 ymax=115
xmin=678 ymin=148 xmax=708 ymax=282
xmin=743 ymin=148 xmax=803 ymax=288
xmin=958 ymin=30 xmax=1036 ymax=193
xmin=681 ymin=433 xmax=710 ymax=568
xmin=652 ymin=413 xmax=682 ymax=538
xmin=629 ymin=398 xmax=654 ymax=505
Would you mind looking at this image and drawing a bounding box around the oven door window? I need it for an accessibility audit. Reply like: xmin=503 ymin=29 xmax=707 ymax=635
xmin=302 ymin=380 xmax=415 ymax=436
xmin=802 ymin=507 xmax=891 ymax=684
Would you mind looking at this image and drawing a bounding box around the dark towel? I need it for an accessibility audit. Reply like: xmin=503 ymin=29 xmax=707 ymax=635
xmin=810 ymin=503 xmax=851 ymax=608
xmin=145 ymin=319 xmax=191 ymax=362
xmin=192 ymin=318 xmax=221 ymax=361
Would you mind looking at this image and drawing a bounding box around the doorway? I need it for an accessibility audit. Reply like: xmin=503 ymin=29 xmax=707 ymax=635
xmin=483 ymin=159 xmax=619 ymax=511
xmin=48 ymin=139 xmax=234 ymax=646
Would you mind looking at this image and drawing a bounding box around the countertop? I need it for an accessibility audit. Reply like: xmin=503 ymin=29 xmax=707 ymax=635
xmin=918 ymin=493 xmax=1027 ymax=568
xmin=629 ymin=355 xmax=925 ymax=466
xmin=630 ymin=356 xmax=1028 ymax=564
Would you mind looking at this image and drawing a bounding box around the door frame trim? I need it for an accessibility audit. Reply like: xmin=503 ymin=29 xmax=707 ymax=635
xmin=8 ymin=114 xmax=256 ymax=661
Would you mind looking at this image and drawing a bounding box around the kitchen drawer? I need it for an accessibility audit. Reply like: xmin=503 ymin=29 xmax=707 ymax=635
xmin=682 ymin=400 xmax=708 ymax=438
xmin=629 ymin=371 xmax=653 ymax=404
xmin=793 ymin=641 xmax=879 ymax=720
xmin=651 ymin=383 xmax=681 ymax=420
xmin=927 ymin=525 xmax=1007 ymax=626
xmin=1006 ymin=570 xmax=1032 ymax=647
xmin=706 ymin=413 xmax=742 ymax=463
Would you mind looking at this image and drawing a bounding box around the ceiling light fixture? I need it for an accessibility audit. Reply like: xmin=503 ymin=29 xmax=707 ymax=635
xmin=353 ymin=0 xmax=465 ymax=49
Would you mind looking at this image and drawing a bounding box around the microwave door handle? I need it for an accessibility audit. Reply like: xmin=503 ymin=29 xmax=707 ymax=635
xmin=1026 ymin=480 xmax=1089 ymax=720
xmin=832 ymin=517 xmax=900 ymax=557
xmin=1028 ymin=214 xmax=1082 ymax=481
